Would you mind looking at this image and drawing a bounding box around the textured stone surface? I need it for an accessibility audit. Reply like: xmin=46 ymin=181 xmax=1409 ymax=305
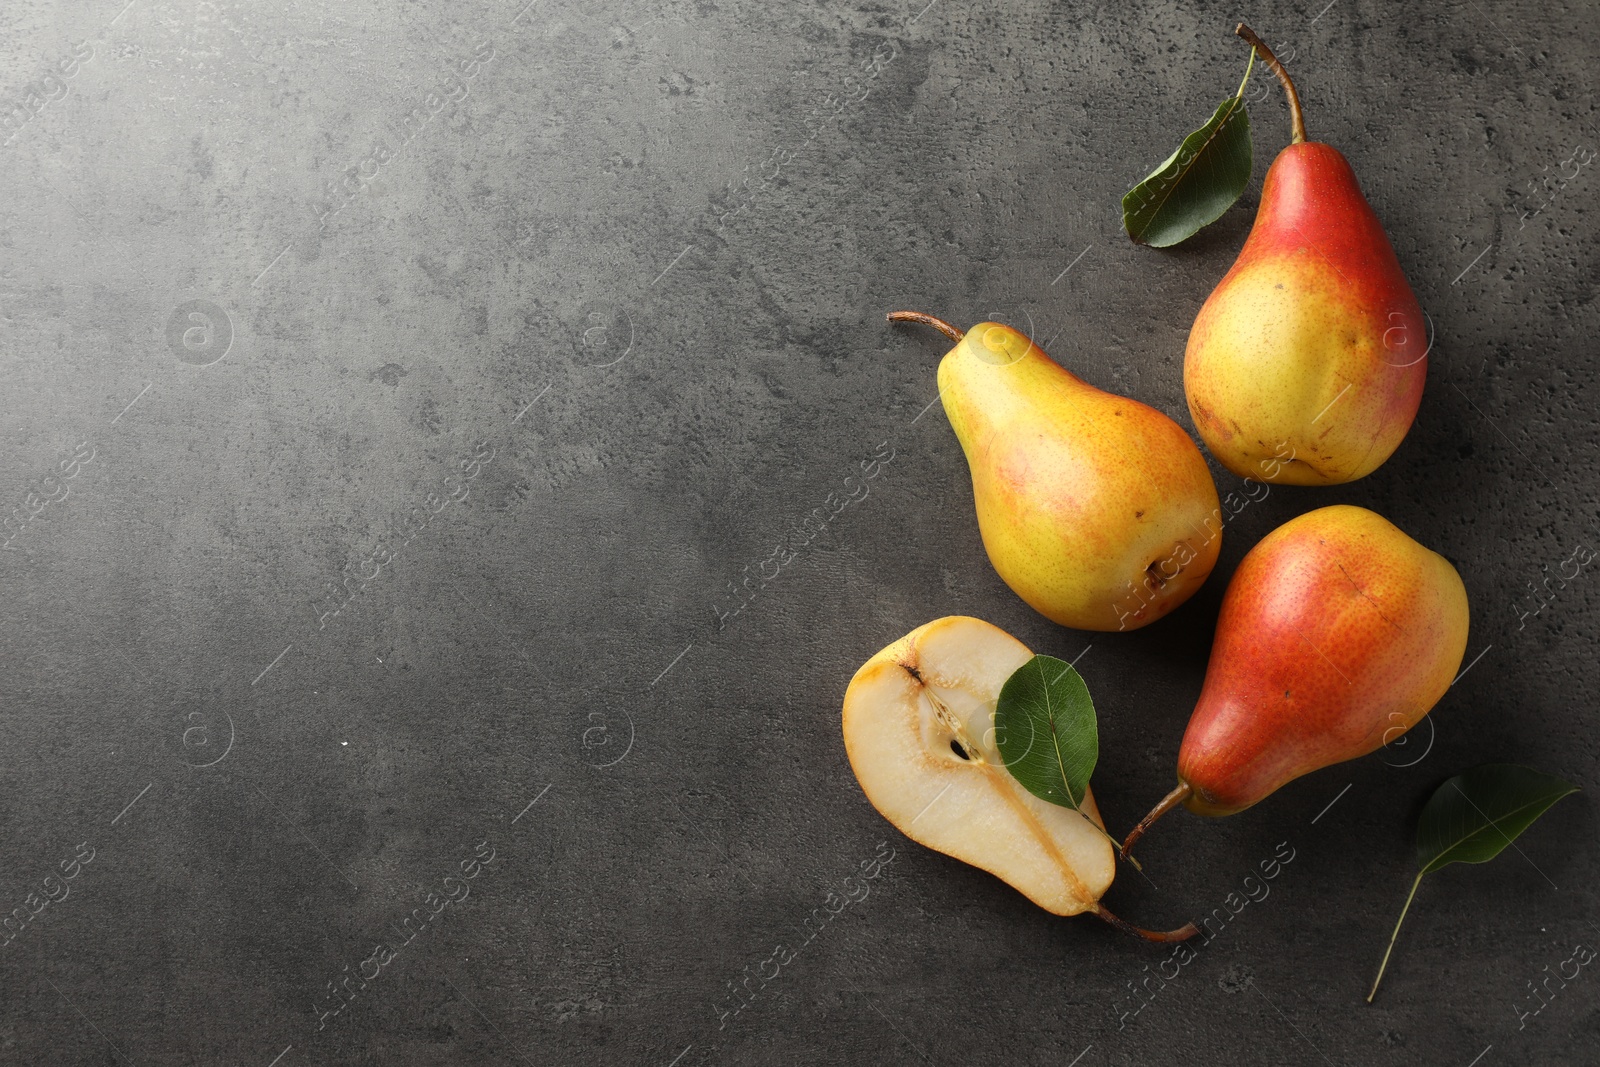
xmin=1 ymin=0 xmax=1596 ymax=1063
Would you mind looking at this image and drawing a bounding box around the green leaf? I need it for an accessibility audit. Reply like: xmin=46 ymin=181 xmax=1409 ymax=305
xmin=993 ymin=655 xmax=1098 ymax=811
xmin=1368 ymin=763 xmax=1579 ymax=1002
xmin=1417 ymin=764 xmax=1580 ymax=873
xmin=1121 ymin=51 xmax=1256 ymax=248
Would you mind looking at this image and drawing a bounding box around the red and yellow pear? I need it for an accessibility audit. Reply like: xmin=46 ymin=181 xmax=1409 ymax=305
xmin=1124 ymin=505 xmax=1469 ymax=850
xmin=1184 ymin=27 xmax=1428 ymax=485
xmin=889 ymin=312 xmax=1221 ymax=631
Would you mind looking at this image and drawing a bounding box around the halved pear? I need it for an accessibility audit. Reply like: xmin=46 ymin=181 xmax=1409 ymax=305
xmin=843 ymin=616 xmax=1194 ymax=940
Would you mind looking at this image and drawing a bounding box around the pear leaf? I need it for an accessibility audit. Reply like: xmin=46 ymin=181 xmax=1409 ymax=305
xmin=1417 ymin=764 xmax=1579 ymax=873
xmin=994 ymin=655 xmax=1097 ymax=811
xmin=1368 ymin=764 xmax=1579 ymax=1002
xmin=1121 ymin=49 xmax=1256 ymax=248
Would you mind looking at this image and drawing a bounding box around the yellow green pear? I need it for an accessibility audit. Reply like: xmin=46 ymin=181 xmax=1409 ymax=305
xmin=890 ymin=312 xmax=1223 ymax=631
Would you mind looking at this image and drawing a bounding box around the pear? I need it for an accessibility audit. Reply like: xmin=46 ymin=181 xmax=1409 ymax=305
xmin=843 ymin=615 xmax=1196 ymax=940
xmin=890 ymin=312 xmax=1222 ymax=631
xmin=1183 ymin=26 xmax=1428 ymax=486
xmin=1124 ymin=506 xmax=1469 ymax=852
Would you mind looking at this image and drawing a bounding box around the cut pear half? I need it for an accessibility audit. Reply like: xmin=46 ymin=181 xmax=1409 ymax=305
xmin=842 ymin=616 xmax=1196 ymax=941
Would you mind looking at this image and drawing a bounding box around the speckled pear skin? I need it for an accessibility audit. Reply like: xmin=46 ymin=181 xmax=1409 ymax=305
xmin=938 ymin=322 xmax=1222 ymax=632
xmin=1184 ymin=143 xmax=1427 ymax=485
xmin=1176 ymin=505 xmax=1469 ymax=816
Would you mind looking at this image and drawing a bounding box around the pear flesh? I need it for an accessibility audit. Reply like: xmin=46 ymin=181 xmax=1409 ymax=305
xmin=842 ymin=615 xmax=1115 ymax=915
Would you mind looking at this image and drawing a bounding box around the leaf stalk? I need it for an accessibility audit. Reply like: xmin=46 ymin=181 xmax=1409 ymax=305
xmin=1367 ymin=871 xmax=1425 ymax=1002
xmin=1233 ymin=43 xmax=1256 ymax=103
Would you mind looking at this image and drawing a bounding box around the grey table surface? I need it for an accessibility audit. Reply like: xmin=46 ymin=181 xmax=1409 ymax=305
xmin=2 ymin=0 xmax=1596 ymax=1064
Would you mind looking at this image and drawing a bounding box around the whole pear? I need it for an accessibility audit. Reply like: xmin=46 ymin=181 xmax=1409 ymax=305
xmin=890 ymin=312 xmax=1222 ymax=632
xmin=1125 ymin=505 xmax=1469 ymax=851
xmin=1184 ymin=27 xmax=1427 ymax=486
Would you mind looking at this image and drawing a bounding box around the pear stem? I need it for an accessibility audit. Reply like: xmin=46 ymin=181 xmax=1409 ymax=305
xmin=1235 ymin=23 xmax=1306 ymax=145
xmin=1367 ymin=871 xmax=1425 ymax=1003
xmin=1093 ymin=903 xmax=1199 ymax=943
xmin=1121 ymin=780 xmax=1194 ymax=858
xmin=887 ymin=310 xmax=964 ymax=342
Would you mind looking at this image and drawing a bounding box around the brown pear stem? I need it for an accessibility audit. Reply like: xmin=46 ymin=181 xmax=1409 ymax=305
xmin=1235 ymin=23 xmax=1306 ymax=145
xmin=887 ymin=310 xmax=964 ymax=342
xmin=1121 ymin=780 xmax=1194 ymax=857
xmin=1093 ymin=903 xmax=1199 ymax=943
